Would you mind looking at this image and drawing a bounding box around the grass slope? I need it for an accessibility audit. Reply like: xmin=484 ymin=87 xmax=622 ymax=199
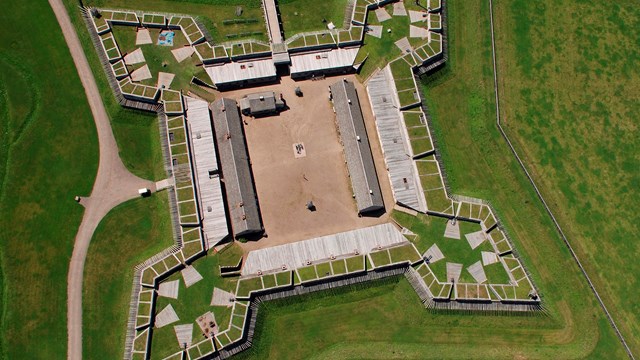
xmin=86 ymin=0 xmax=267 ymax=42
xmin=229 ymin=1 xmax=627 ymax=358
xmin=279 ymin=0 xmax=349 ymax=38
xmin=0 ymin=1 xmax=99 ymax=357
xmin=83 ymin=194 xmax=174 ymax=359
xmin=493 ymin=0 xmax=640 ymax=354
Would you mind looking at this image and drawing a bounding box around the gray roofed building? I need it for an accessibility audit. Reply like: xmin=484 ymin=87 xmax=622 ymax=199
xmin=239 ymin=91 xmax=285 ymax=117
xmin=210 ymin=98 xmax=263 ymax=238
xmin=330 ymin=79 xmax=384 ymax=214
xmin=184 ymin=97 xmax=229 ymax=247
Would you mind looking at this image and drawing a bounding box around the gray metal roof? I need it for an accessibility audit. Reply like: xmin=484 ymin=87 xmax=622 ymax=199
xmin=366 ymin=68 xmax=427 ymax=212
xmin=243 ymin=91 xmax=277 ymax=114
xmin=184 ymin=97 xmax=229 ymax=247
xmin=330 ymin=79 xmax=384 ymax=214
xmin=210 ymin=98 xmax=262 ymax=237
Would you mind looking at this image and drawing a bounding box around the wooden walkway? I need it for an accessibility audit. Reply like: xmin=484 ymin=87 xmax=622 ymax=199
xmin=242 ymin=223 xmax=407 ymax=275
xmin=158 ymin=280 xmax=180 ymax=299
xmin=263 ymin=0 xmax=283 ymax=44
xmin=185 ymin=97 xmax=229 ymax=247
xmin=444 ymin=219 xmax=460 ymax=239
xmin=465 ymin=230 xmax=486 ymax=250
xmin=156 ymin=304 xmax=179 ymax=328
xmin=467 ymin=261 xmax=487 ymax=284
xmin=367 ymin=70 xmax=427 ymax=212
xmin=181 ymin=265 xmax=203 ymax=287
xmin=174 ymin=323 xmax=193 ymax=347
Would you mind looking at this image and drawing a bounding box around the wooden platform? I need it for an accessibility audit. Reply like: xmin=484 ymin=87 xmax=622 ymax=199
xmin=409 ymin=10 xmax=427 ymax=23
xmin=181 ymin=266 xmax=203 ymax=288
xmin=467 ymin=261 xmax=487 ymax=283
xmin=210 ymin=287 xmax=234 ymax=307
xmin=423 ymin=243 xmax=444 ymax=264
xmin=393 ymin=2 xmax=407 ymax=16
xmin=123 ymin=48 xmax=145 ymax=65
xmin=444 ymin=220 xmax=460 ymax=239
xmin=242 ymin=223 xmax=407 ymax=275
xmin=155 ymin=304 xmax=179 ymax=328
xmin=375 ymin=7 xmax=392 ymax=22
xmin=409 ymin=25 xmax=430 ymax=39
xmin=171 ymin=46 xmax=194 ymax=63
xmin=174 ymin=324 xmax=193 ymax=347
xmin=481 ymin=251 xmax=499 ymax=266
xmin=130 ymin=64 xmax=151 ymax=81
xmin=446 ymin=262 xmax=462 ymax=283
xmin=158 ymin=280 xmax=180 ymax=299
xmin=465 ymin=230 xmax=486 ymax=250
xmin=135 ymin=28 xmax=153 ymax=45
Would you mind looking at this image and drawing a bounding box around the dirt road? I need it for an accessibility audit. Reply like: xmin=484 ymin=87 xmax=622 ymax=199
xmin=47 ymin=1 xmax=156 ymax=359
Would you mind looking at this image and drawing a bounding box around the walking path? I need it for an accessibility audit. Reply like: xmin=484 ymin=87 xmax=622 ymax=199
xmin=47 ymin=1 xmax=156 ymax=359
xmin=488 ymin=0 xmax=634 ymax=358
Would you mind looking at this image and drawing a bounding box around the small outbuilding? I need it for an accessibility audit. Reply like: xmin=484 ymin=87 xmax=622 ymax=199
xmin=239 ymin=91 xmax=285 ymax=117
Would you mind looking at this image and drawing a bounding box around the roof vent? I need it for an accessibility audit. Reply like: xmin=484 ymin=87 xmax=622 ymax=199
xmin=369 ymin=189 xmax=373 ymax=194
xmin=348 ymin=99 xmax=352 ymax=104
xmin=356 ymin=135 xmax=361 ymax=141
xmin=259 ymin=95 xmax=264 ymax=101
xmin=207 ymin=206 xmax=212 ymax=212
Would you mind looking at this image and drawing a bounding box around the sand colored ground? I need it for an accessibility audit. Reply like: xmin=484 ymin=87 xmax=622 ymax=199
xmin=218 ymin=76 xmax=394 ymax=252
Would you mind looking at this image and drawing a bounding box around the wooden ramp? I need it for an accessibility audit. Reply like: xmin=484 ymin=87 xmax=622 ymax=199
xmin=130 ymin=64 xmax=151 ymax=81
xmin=155 ymin=304 xmax=179 ymax=328
xmin=136 ymin=28 xmax=153 ymax=45
xmin=409 ymin=25 xmax=430 ymax=39
xmin=158 ymin=280 xmax=180 ymax=299
xmin=367 ymin=25 xmax=383 ymax=39
xmin=467 ymin=261 xmax=487 ymax=283
xmin=210 ymin=287 xmax=235 ymax=307
xmin=446 ymin=262 xmax=463 ymax=283
xmin=171 ymin=46 xmax=195 ymax=63
xmin=465 ymin=231 xmax=486 ymax=250
xmin=409 ymin=10 xmax=427 ymax=23
xmin=375 ymin=7 xmax=392 ymax=22
xmin=157 ymin=72 xmax=175 ymax=88
xmin=174 ymin=324 xmax=193 ymax=347
xmin=243 ymin=223 xmax=407 ymax=275
xmin=424 ymin=243 xmax=444 ymax=264
xmin=481 ymin=251 xmax=499 ymax=266
xmin=393 ymin=2 xmax=407 ymax=16
xmin=123 ymin=48 xmax=145 ymax=65
xmin=444 ymin=220 xmax=460 ymax=239
xmin=181 ymin=266 xmax=203 ymax=287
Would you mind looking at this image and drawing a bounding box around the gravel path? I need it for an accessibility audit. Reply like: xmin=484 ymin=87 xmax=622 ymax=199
xmin=46 ymin=1 xmax=156 ymax=359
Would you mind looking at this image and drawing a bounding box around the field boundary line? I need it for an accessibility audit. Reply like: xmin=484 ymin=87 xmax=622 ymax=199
xmin=487 ymin=0 xmax=634 ymax=358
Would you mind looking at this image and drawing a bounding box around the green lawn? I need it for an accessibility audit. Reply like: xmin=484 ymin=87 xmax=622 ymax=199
xmin=225 ymin=1 xmax=627 ymax=358
xmin=0 ymin=1 xmax=99 ymax=358
xmin=493 ymin=0 xmax=640 ymax=353
xmin=83 ymin=194 xmax=174 ymax=359
xmin=86 ymin=0 xmax=267 ymax=42
xmin=279 ymin=0 xmax=349 ymax=38
xmin=151 ymin=252 xmax=238 ymax=358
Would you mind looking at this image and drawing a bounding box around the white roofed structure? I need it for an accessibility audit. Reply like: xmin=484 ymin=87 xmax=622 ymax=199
xmin=185 ymin=97 xmax=229 ymax=247
xmin=290 ymin=47 xmax=359 ymax=79
xmin=204 ymin=59 xmax=276 ymax=88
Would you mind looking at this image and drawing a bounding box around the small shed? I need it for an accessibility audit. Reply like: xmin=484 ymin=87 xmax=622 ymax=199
xmin=239 ymin=91 xmax=285 ymax=117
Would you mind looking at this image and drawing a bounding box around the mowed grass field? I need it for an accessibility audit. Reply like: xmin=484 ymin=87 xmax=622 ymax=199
xmin=492 ymin=0 xmax=640 ymax=355
xmin=279 ymin=0 xmax=349 ymax=37
xmin=83 ymin=194 xmax=174 ymax=359
xmin=0 ymin=1 xmax=98 ymax=358
xmin=85 ymin=0 xmax=268 ymax=42
xmin=231 ymin=1 xmax=627 ymax=358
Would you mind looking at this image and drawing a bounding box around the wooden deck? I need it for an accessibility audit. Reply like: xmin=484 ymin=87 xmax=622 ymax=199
xmin=185 ymin=97 xmax=229 ymax=247
xmin=242 ymin=223 xmax=407 ymax=275
xmin=367 ymin=69 xmax=427 ymax=212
